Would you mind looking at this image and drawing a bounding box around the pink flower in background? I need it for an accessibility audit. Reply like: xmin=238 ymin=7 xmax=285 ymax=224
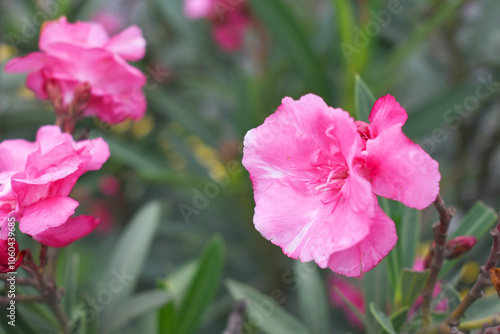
xmin=0 ymin=126 xmax=110 ymax=247
xmin=184 ymin=0 xmax=252 ymax=51
xmin=242 ymin=94 xmax=440 ymax=276
xmin=5 ymin=16 xmax=146 ymax=125
xmin=329 ymin=276 xmax=365 ymax=329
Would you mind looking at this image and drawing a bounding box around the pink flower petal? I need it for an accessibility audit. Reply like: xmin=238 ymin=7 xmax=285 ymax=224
xmin=253 ymin=179 xmax=373 ymax=269
xmin=368 ymin=95 xmax=408 ymax=137
xmin=105 ymin=26 xmax=146 ymax=61
xmin=0 ymin=139 xmax=35 ymax=172
xmin=184 ymin=0 xmax=213 ymax=19
xmin=366 ymin=126 xmax=440 ymax=209
xmin=19 ymin=196 xmax=79 ymax=237
xmin=39 ymin=16 xmax=109 ymax=52
xmin=29 ymin=215 xmax=100 ymax=247
xmin=327 ymin=205 xmax=397 ymax=277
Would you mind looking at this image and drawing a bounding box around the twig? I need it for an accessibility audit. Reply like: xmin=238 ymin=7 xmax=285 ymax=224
xmin=444 ymin=217 xmax=500 ymax=327
xmin=421 ymin=195 xmax=455 ymax=328
xmin=0 ymin=295 xmax=42 ymax=305
xmin=460 ymin=313 xmax=500 ymax=332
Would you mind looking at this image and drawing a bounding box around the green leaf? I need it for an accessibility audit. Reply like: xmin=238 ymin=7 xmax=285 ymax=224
xmin=294 ymin=262 xmax=331 ymax=334
xmin=102 ymin=290 xmax=171 ymax=334
xmin=227 ymin=280 xmax=312 ymax=334
xmin=355 ymin=75 xmax=376 ymax=122
xmin=363 ymin=260 xmax=389 ymax=334
xmin=400 ymin=206 xmax=420 ymax=270
xmin=250 ymin=0 xmax=329 ymax=100
xmin=97 ymin=201 xmax=162 ymax=325
xmin=400 ymin=269 xmax=431 ymax=309
xmin=369 ymin=303 xmax=397 ymax=334
xmin=175 ymin=236 xmax=226 ymax=334
xmin=440 ymin=201 xmax=498 ymax=278
xmin=390 ymin=307 xmax=409 ymax=333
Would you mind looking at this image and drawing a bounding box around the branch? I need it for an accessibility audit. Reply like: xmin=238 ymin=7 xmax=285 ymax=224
xmin=460 ymin=313 xmax=500 ymax=332
xmin=422 ymin=195 xmax=455 ymax=328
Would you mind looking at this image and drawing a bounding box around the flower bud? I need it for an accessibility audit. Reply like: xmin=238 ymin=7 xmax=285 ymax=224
xmin=0 ymin=239 xmax=24 ymax=273
xmin=445 ymin=236 xmax=477 ymax=260
xmin=490 ymin=268 xmax=500 ymax=298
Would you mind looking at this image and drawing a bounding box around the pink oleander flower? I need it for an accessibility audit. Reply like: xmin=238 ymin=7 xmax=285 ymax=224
xmin=329 ymin=276 xmax=365 ymax=329
xmin=0 ymin=239 xmax=24 ymax=273
xmin=5 ymin=16 xmax=146 ymax=125
xmin=242 ymin=94 xmax=440 ymax=276
xmin=184 ymin=0 xmax=251 ymax=51
xmin=0 ymin=125 xmax=110 ymax=247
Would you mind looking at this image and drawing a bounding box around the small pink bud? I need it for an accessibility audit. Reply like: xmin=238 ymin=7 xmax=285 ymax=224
xmin=445 ymin=236 xmax=477 ymax=260
xmin=0 ymin=239 xmax=25 ymax=273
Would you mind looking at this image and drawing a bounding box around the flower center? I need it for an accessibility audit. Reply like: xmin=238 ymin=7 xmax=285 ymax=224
xmin=307 ymin=164 xmax=349 ymax=194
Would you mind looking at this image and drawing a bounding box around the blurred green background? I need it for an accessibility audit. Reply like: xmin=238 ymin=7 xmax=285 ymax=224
xmin=1 ymin=0 xmax=500 ymax=333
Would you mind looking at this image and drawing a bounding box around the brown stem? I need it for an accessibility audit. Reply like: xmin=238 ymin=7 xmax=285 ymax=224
xmin=0 ymin=295 xmax=42 ymax=305
xmin=421 ymin=195 xmax=455 ymax=328
xmin=444 ymin=218 xmax=500 ymax=327
xmin=16 ymin=245 xmax=70 ymax=332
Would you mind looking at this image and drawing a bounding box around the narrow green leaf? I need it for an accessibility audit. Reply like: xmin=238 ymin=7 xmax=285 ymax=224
xmin=355 ymin=75 xmax=376 ymax=122
xmin=294 ymin=262 xmax=331 ymax=334
xmin=102 ymin=290 xmax=171 ymax=334
xmin=250 ymin=0 xmax=329 ymax=99
xmin=440 ymin=202 xmax=498 ymax=278
xmin=176 ymin=236 xmax=226 ymax=334
xmin=363 ymin=260 xmax=389 ymax=334
xmin=158 ymin=300 xmax=177 ymax=334
xmin=400 ymin=269 xmax=431 ymax=309
xmin=227 ymin=280 xmax=312 ymax=334
xmin=400 ymin=207 xmax=420 ymax=270
xmin=390 ymin=307 xmax=409 ymax=333
xmin=369 ymin=303 xmax=397 ymax=334
xmin=97 ymin=201 xmax=162 ymax=325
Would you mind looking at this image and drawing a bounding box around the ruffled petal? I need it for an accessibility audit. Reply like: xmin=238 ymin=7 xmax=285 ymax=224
xmin=19 ymin=197 xmax=78 ymax=237
xmin=105 ymin=26 xmax=146 ymax=61
xmin=0 ymin=139 xmax=36 ymax=172
xmin=29 ymin=215 xmax=100 ymax=247
xmin=253 ymin=180 xmax=373 ymax=269
xmin=366 ymin=126 xmax=440 ymax=209
xmin=327 ymin=205 xmax=397 ymax=277
xmin=368 ymin=95 xmax=408 ymax=137
xmin=39 ymin=16 xmax=109 ymax=51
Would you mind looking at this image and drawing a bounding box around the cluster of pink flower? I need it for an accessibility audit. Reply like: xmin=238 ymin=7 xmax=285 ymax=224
xmin=184 ymin=0 xmax=252 ymax=51
xmin=5 ymin=17 xmax=147 ymax=127
xmin=1 ymin=17 xmax=147 ymax=272
xmin=242 ymin=94 xmax=441 ymax=277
